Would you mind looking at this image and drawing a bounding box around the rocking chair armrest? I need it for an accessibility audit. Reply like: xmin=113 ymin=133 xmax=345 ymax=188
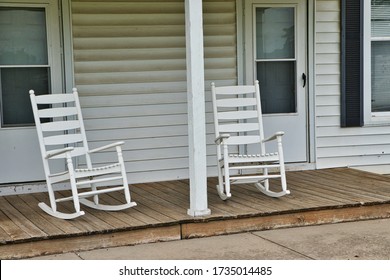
xmin=88 ymin=141 xmax=125 ymax=154
xmin=45 ymin=147 xmax=74 ymax=159
xmin=262 ymin=131 xmax=285 ymax=143
xmin=215 ymin=134 xmax=230 ymax=145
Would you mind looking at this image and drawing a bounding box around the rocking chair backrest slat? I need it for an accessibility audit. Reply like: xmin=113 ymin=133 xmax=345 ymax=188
xmin=219 ymin=123 xmax=260 ymax=133
xmin=41 ymin=120 xmax=81 ymax=132
xmin=224 ymin=135 xmax=262 ymax=145
xmin=217 ymin=110 xmax=258 ymax=120
xmin=38 ymin=107 xmax=78 ymax=118
xmin=216 ymin=98 xmax=257 ymax=107
xmin=44 ymin=134 xmax=84 ymax=146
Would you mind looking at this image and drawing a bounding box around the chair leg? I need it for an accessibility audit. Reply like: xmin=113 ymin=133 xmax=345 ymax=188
xmin=216 ymin=160 xmax=226 ymax=199
xmin=90 ymin=180 xmax=99 ymax=205
xmin=216 ymin=159 xmax=232 ymax=200
xmin=254 ymin=161 xmax=290 ymax=198
xmin=46 ymin=180 xmax=57 ymax=213
xmin=263 ymin=167 xmax=270 ymax=191
xmin=118 ymin=147 xmax=132 ymax=205
xmin=38 ymin=175 xmax=85 ymax=220
xmin=66 ymin=157 xmax=82 ymax=213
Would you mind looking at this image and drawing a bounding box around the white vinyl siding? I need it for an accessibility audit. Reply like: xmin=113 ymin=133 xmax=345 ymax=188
xmin=71 ymin=0 xmax=237 ymax=183
xmin=315 ymin=0 xmax=390 ymax=169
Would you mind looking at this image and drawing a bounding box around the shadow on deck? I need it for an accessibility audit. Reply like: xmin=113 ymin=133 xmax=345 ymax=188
xmin=1 ymin=168 xmax=390 ymax=259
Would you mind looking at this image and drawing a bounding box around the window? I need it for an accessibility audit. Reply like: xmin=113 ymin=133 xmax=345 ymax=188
xmin=362 ymin=0 xmax=390 ymax=123
xmin=0 ymin=7 xmax=50 ymax=127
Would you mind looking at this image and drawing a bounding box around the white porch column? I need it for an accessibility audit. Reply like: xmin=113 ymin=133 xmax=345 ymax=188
xmin=185 ymin=0 xmax=211 ymax=217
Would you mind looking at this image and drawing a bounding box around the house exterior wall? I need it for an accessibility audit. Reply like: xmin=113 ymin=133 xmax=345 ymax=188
xmin=71 ymin=0 xmax=237 ymax=183
xmin=2 ymin=0 xmax=389 ymax=189
xmin=315 ymin=0 xmax=390 ymax=169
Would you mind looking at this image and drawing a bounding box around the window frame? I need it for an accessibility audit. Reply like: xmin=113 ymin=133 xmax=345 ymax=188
xmin=363 ymin=0 xmax=390 ymax=124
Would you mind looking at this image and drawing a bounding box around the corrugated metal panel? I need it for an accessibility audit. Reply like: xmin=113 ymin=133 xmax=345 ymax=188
xmin=315 ymin=0 xmax=390 ymax=168
xmin=71 ymin=0 xmax=237 ymax=183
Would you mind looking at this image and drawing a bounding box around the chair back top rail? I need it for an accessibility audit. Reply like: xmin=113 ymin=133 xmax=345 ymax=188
xmin=213 ymin=84 xmax=256 ymax=95
xmin=34 ymin=93 xmax=76 ymax=104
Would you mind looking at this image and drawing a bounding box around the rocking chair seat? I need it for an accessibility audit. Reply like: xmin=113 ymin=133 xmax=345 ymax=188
xmin=227 ymin=153 xmax=280 ymax=163
xmin=75 ymin=163 xmax=122 ymax=177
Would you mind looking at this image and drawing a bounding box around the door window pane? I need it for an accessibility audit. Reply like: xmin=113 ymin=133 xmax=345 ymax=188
xmin=256 ymin=8 xmax=295 ymax=59
xmin=0 ymin=8 xmax=48 ymax=65
xmin=255 ymin=7 xmax=296 ymax=114
xmin=1 ymin=67 xmax=49 ymax=126
xmin=257 ymin=61 xmax=296 ymax=114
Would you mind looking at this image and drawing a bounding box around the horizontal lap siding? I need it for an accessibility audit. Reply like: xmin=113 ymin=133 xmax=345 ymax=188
xmin=71 ymin=0 xmax=237 ymax=183
xmin=315 ymin=0 xmax=390 ymax=169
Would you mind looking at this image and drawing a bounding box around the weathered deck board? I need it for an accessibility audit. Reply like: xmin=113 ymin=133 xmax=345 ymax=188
xmin=160 ymin=180 xmax=231 ymax=216
xmin=106 ymin=192 xmax=163 ymax=225
xmin=4 ymin=195 xmax=64 ymax=237
xmin=0 ymin=168 xmax=390 ymax=259
xmin=135 ymin=182 xmax=190 ymax=220
xmin=0 ymin=196 xmax=46 ymax=239
xmin=132 ymin=188 xmax=182 ymax=224
xmin=30 ymin=192 xmax=87 ymax=235
xmin=289 ymin=170 xmax=378 ymax=203
xmin=302 ymin=170 xmax=389 ymax=203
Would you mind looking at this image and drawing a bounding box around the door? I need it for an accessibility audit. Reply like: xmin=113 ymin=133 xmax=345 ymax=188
xmin=0 ymin=1 xmax=63 ymax=183
xmin=245 ymin=0 xmax=308 ymax=163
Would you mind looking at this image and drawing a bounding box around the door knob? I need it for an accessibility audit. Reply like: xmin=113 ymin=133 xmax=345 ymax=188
xmin=302 ymin=73 xmax=307 ymax=88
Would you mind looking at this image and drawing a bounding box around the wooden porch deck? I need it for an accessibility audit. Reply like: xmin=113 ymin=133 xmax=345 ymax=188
xmin=1 ymin=168 xmax=390 ymax=259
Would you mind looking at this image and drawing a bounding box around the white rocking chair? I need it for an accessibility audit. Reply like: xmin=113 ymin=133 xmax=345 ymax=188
xmin=211 ymin=81 xmax=290 ymax=200
xmin=29 ymin=88 xmax=136 ymax=219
